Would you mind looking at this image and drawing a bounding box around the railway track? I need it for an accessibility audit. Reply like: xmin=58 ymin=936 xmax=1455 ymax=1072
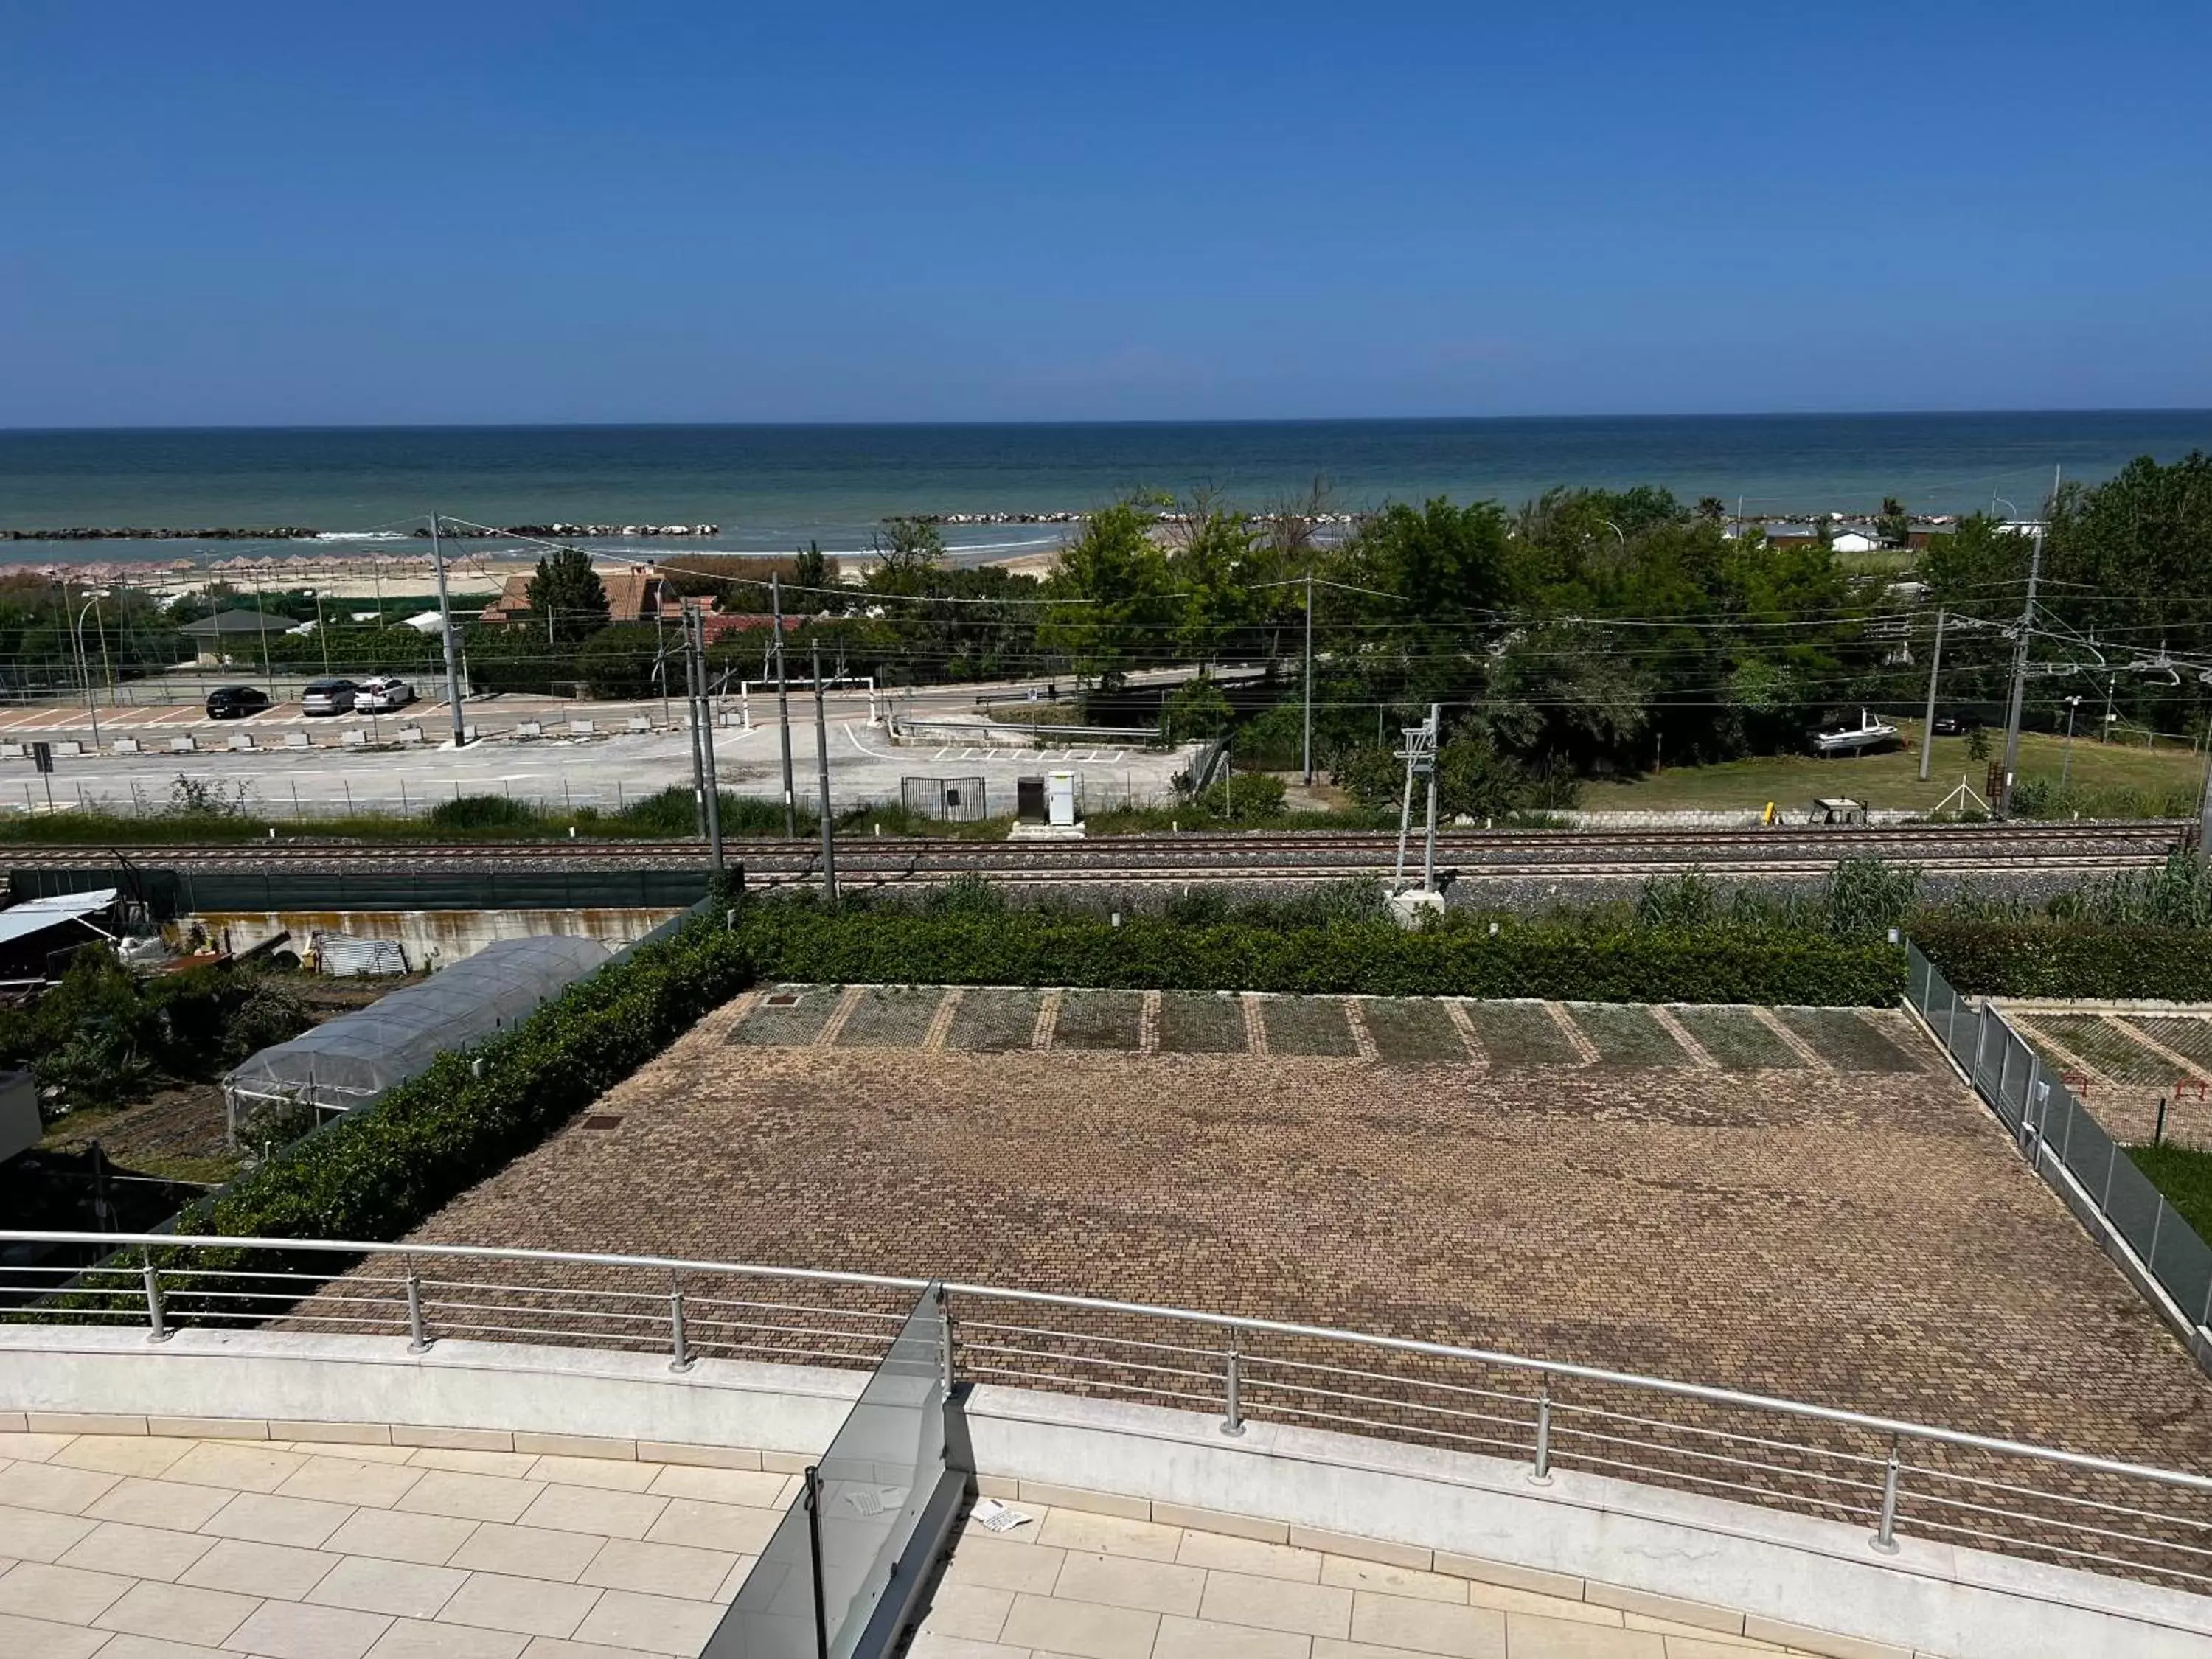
xmin=4 ymin=820 xmax=2189 ymax=886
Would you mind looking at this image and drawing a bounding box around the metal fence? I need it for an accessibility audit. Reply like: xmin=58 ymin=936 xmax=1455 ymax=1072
xmin=900 ymin=776 xmax=987 ymax=823
xmin=8 ymin=1228 xmax=2212 ymax=1593
xmin=1907 ymin=943 xmax=2212 ymax=1339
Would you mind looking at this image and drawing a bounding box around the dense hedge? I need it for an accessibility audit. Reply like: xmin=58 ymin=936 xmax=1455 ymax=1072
xmin=1915 ymin=922 xmax=2212 ymax=1001
xmin=181 ymin=913 xmax=753 ymax=1244
xmin=737 ymin=908 xmax=1905 ymax=1006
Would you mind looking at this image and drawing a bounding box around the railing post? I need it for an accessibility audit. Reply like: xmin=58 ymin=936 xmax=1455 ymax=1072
xmin=1530 ymin=1385 xmax=1553 ymax=1485
xmin=1220 ymin=1335 xmax=1245 ymax=1438
xmin=1872 ymin=1436 xmax=1902 ymax=1553
xmin=142 ymin=1253 xmax=170 ymax=1344
xmin=668 ymin=1276 xmax=693 ymax=1374
xmin=404 ymin=1259 xmax=432 ymax=1353
xmin=936 ymin=1285 xmax=955 ymax=1394
xmin=804 ymin=1464 xmax=830 ymax=1659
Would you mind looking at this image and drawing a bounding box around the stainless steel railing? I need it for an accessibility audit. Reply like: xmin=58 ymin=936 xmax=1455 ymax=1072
xmin=6 ymin=1228 xmax=2212 ymax=1592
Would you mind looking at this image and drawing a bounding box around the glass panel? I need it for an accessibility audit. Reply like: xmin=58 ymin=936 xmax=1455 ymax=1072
xmin=2152 ymin=1213 xmax=2212 ymax=1330
xmin=2104 ymin=1156 xmax=2167 ymax=1259
xmin=2063 ymin=1111 xmax=2117 ymax=1207
xmin=816 ymin=1288 xmax=949 ymax=1658
xmin=709 ymin=1496 xmax=824 ymax=1658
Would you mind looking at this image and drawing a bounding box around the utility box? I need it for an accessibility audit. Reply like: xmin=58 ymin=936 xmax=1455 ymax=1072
xmin=0 ymin=1068 xmax=41 ymax=1164
xmin=1046 ymin=771 xmax=1078 ymax=828
xmin=1016 ymin=775 xmax=1047 ymax=823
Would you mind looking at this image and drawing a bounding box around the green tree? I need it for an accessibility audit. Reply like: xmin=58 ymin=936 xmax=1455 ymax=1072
xmin=524 ymin=547 xmax=609 ymax=644
xmin=869 ymin=518 xmax=946 ymax=590
xmin=1169 ymin=509 xmax=1262 ymax=666
xmin=1161 ymin=676 xmax=1232 ymax=741
xmin=792 ymin=540 xmax=835 ymax=606
xmin=1877 ymin=496 xmax=1910 ymax=545
xmin=1040 ymin=502 xmax=1176 ymax=689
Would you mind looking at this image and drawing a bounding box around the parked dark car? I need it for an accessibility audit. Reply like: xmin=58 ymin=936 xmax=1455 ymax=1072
xmin=204 ymin=685 xmax=271 ymax=720
xmin=1931 ymin=714 xmax=1986 ymax=736
xmin=301 ymin=678 xmax=359 ymax=716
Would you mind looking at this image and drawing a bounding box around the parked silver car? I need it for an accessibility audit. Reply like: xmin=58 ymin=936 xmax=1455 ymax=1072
xmin=301 ymin=678 xmax=358 ymax=715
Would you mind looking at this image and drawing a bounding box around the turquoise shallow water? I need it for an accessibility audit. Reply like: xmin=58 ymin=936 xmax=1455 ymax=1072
xmin=2 ymin=411 xmax=2208 ymax=565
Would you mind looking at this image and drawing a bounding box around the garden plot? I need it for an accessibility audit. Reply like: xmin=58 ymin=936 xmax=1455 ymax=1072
xmin=1156 ymin=990 xmax=1250 ymax=1054
xmin=1461 ymin=1000 xmax=1584 ymax=1067
xmin=1568 ymin=1003 xmax=1691 ymax=1067
xmin=1776 ymin=1007 xmax=1929 ymax=1074
xmin=945 ymin=987 xmax=1046 ymax=1052
xmin=1357 ymin=998 xmax=1470 ymax=1065
xmin=835 ymin=985 xmax=944 ymax=1049
xmin=1669 ymin=1005 xmax=1806 ymax=1071
xmin=726 ymin=985 xmax=840 ymax=1047
xmin=1053 ymin=990 xmax=1147 ymax=1051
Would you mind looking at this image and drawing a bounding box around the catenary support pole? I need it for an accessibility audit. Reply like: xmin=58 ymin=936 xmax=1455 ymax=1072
xmin=1998 ymin=467 xmax=2057 ymax=816
xmin=1421 ymin=702 xmax=1441 ymax=894
xmin=1301 ymin=568 xmax=1315 ymax=787
xmin=813 ymin=641 xmax=838 ymax=902
xmin=695 ymin=607 xmax=723 ymax=876
xmin=1918 ymin=608 xmax=1945 ymax=782
xmin=772 ymin=574 xmax=798 ymax=837
xmin=429 ymin=513 xmax=467 ymax=748
xmin=682 ymin=609 xmax=707 ymax=837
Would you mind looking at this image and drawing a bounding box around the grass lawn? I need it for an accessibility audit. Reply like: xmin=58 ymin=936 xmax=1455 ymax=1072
xmin=834 ymin=986 xmax=942 ymax=1048
xmin=1358 ymin=998 xmax=1470 ymax=1064
xmin=1051 ymin=989 xmax=1146 ymax=1051
xmin=944 ymin=988 xmax=1044 ymax=1052
xmin=1577 ymin=720 xmax=2204 ymax=815
xmin=2023 ymin=1014 xmax=2176 ymax=1085
xmin=1568 ymin=1003 xmax=1691 ymax=1066
xmin=2131 ymin=1143 xmax=2212 ymax=1242
xmin=1156 ymin=990 xmax=1251 ymax=1054
xmin=729 ymin=985 xmax=841 ymax=1046
xmin=1259 ymin=995 xmax=1359 ymax=1057
xmin=1462 ymin=1000 xmax=1583 ymax=1066
xmin=1670 ymin=1005 xmax=1805 ymax=1071
xmin=1777 ymin=1008 xmax=1925 ymax=1073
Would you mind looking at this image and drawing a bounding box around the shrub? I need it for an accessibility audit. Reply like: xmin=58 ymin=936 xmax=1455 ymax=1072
xmin=1914 ymin=922 xmax=2212 ymax=1000
xmin=428 ymin=793 xmax=542 ymax=832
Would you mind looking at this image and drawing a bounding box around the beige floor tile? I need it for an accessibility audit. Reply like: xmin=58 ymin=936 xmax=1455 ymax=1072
xmin=275 ymin=1455 xmax=427 ymax=1509
xmin=49 ymin=1437 xmax=197 ymax=1479
xmin=919 ymin=1580 xmax=1014 ymax=1641
xmin=643 ymin=1495 xmax=779 ymax=1555
xmin=1317 ymin=1643 xmax=1476 ymax=1659
xmin=1033 ymin=1509 xmax=1183 ymax=1563
xmin=226 ymin=1596 xmax=394 ymax=1659
xmin=1741 ymin=1619 xmax=1909 ymax=1659
xmin=525 ymin=1457 xmax=660 ymax=1492
xmin=1154 ymin=1612 xmax=1315 ymax=1658
xmin=396 ymin=1470 xmax=543 ymax=1525
xmin=1001 ymin=1590 xmax=1161 ymax=1659
xmin=58 ymin=1520 xmax=217 ymax=1582
xmin=518 ymin=1640 xmax=655 ymax=1659
xmin=296 ymin=1441 xmax=419 ymax=1464
xmin=438 ymin=1571 xmax=604 ymax=1638
xmin=1052 ymin=1548 xmax=1206 ymax=1617
xmin=0 ymin=1608 xmax=111 ymax=1658
xmin=367 ymin=1615 xmax=530 ymax=1658
xmin=518 ymin=1483 xmax=669 ymax=1540
xmin=310 ymin=1554 xmax=469 ymax=1619
xmin=0 ymin=1503 xmax=97 ymax=1562
xmin=198 ymin=1489 xmax=353 ymax=1548
xmin=450 ymin=1523 xmax=610 ymax=1583
xmin=1467 ymin=1583 xmax=1617 ymax=1625
xmin=1322 ymin=1556 xmax=1471 ymax=1605
xmin=1200 ymin=1569 xmax=1355 ymax=1639
xmin=162 ymin=1441 xmax=307 ymax=1493
xmin=1506 ymin=1615 xmax=1666 ymax=1658
xmin=906 ymin=1636 xmax=1032 ymax=1659
xmin=942 ymin=1534 xmax=1067 ymax=1595
xmin=568 ymin=1587 xmax=724 ymax=1655
xmin=713 ymin=1554 xmax=756 ymax=1604
xmin=324 ymin=1508 xmax=481 ymax=1568
xmin=1624 ymin=1618 xmax=1778 ymax=1647
xmin=94 ymin=1635 xmax=237 ymax=1658
xmin=178 ymin=1536 xmax=339 ymax=1600
xmin=1178 ymin=1531 xmax=1324 ymax=1582
xmin=641 ymin=1464 xmax=789 ymax=1508
xmin=92 ymin=1578 xmax=262 ymax=1646
xmin=0 ymin=1434 xmax=78 ymax=1464
xmin=578 ymin=1536 xmax=736 ymax=1600
xmin=0 ymin=1461 xmax=123 ymax=1517
xmin=1660 ymin=1639 xmax=1790 ymax=1658
xmin=84 ymin=1477 xmax=231 ymax=1531
xmin=408 ymin=1448 xmax=549 ymax=1478
xmin=0 ymin=1559 xmax=134 ymax=1623
xmin=1349 ymin=1590 xmax=1507 ymax=1658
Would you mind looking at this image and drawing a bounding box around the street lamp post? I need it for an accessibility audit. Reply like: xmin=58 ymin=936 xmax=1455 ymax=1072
xmin=2061 ymin=695 xmax=2082 ymax=793
xmin=72 ymin=594 xmax=107 ymax=748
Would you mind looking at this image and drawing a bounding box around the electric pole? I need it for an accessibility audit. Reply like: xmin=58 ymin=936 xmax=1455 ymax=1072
xmin=812 ymin=640 xmax=838 ymax=902
xmin=771 ymin=574 xmax=797 ymax=838
xmin=1391 ymin=706 xmax=1439 ymax=889
xmin=429 ymin=512 xmax=466 ymax=748
xmin=689 ymin=604 xmax=723 ymax=874
xmin=1918 ymin=608 xmax=1945 ymax=782
xmin=1997 ymin=466 xmax=2059 ymax=816
xmin=1301 ymin=569 xmax=1315 ymax=787
xmin=1421 ymin=701 xmax=1441 ymax=894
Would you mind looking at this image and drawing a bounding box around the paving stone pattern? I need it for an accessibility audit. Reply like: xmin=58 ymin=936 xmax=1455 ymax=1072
xmin=405 ymin=989 xmax=2212 ymax=1486
xmin=1996 ymin=1006 xmax=2212 ymax=1149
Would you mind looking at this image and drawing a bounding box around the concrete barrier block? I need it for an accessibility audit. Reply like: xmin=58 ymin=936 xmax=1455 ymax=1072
xmin=627 ymin=716 xmax=652 ymax=733
xmin=170 ymin=735 xmax=196 ymax=752
xmin=516 ymin=720 xmax=543 ymax=739
xmin=569 ymin=720 xmax=594 ymax=737
xmin=113 ymin=738 xmax=140 ymax=754
xmin=0 ymin=743 xmax=22 ymax=760
xmin=397 ymin=726 xmax=424 ymax=745
xmin=229 ymin=734 xmax=255 ymax=751
xmin=340 ymin=728 xmax=368 ymax=747
xmin=285 ymin=731 xmax=312 ymax=749
xmin=53 ymin=740 xmax=83 ymax=757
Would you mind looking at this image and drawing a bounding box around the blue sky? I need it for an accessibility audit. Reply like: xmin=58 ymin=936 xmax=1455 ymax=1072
xmin=4 ymin=1 xmax=2207 ymax=425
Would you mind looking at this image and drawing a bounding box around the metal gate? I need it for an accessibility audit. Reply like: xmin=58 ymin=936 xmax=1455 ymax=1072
xmin=900 ymin=776 xmax=987 ymax=823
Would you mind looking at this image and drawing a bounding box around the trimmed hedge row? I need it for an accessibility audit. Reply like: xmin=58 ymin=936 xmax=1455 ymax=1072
xmin=738 ymin=910 xmax=1905 ymax=1006
xmin=183 ymin=914 xmax=754 ymax=1244
xmin=1915 ymin=922 xmax=2212 ymax=1001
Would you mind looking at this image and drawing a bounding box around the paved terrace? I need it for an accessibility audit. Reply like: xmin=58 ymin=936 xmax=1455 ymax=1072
xmin=2000 ymin=1002 xmax=2212 ymax=1148
xmin=0 ymin=1428 xmax=1815 ymax=1659
xmin=396 ymin=987 xmax=2212 ymax=1475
